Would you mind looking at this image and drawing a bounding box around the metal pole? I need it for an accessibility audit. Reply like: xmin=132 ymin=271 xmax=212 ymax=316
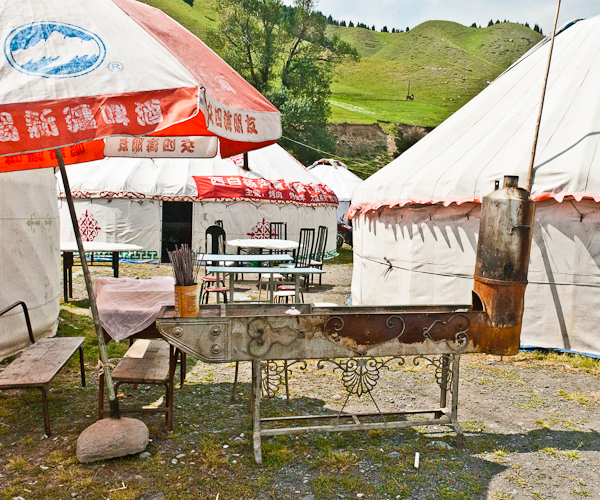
xmin=57 ymin=149 xmax=121 ymax=419
xmin=525 ymin=0 xmax=562 ymax=193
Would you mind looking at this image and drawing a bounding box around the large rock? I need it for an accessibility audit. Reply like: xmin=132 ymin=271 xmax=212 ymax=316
xmin=77 ymin=417 xmax=149 ymax=463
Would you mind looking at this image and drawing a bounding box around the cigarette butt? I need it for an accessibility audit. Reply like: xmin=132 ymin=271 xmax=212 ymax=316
xmin=414 ymin=452 xmax=420 ymax=468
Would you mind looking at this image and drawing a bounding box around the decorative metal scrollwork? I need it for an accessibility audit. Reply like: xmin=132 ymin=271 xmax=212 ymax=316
xmin=247 ymin=318 xmax=305 ymax=357
xmin=317 ymin=357 xmax=398 ymax=397
xmin=413 ymin=354 xmax=454 ymax=392
xmin=422 ymin=314 xmax=470 ymax=352
xmin=261 ymin=361 xmax=286 ymax=398
xmin=260 ymin=359 xmax=307 ymax=398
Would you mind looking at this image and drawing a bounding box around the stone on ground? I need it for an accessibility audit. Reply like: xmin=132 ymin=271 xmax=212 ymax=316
xmin=76 ymin=417 xmax=149 ymax=463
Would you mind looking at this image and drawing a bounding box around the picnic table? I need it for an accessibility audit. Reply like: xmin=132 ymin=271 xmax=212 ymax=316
xmin=207 ymin=265 xmax=324 ymax=304
xmin=93 ymin=276 xmax=181 ymax=430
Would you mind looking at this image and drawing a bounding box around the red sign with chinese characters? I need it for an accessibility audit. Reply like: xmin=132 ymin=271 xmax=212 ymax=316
xmin=193 ymin=176 xmax=338 ymax=206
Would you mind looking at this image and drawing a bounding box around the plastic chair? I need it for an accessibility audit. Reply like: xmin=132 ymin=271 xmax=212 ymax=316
xmin=310 ymin=225 xmax=328 ymax=285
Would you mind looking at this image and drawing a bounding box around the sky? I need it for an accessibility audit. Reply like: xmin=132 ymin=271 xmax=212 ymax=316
xmin=284 ymin=0 xmax=598 ymax=34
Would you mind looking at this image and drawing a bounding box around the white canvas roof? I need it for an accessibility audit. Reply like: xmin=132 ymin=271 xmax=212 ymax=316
xmin=308 ymin=159 xmax=363 ymax=202
xmin=58 ymin=144 xmax=321 ymax=199
xmin=350 ymin=15 xmax=600 ymax=216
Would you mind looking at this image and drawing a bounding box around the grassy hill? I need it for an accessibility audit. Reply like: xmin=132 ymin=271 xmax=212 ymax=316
xmin=139 ymin=0 xmax=543 ymax=130
xmin=328 ymin=21 xmax=544 ymax=126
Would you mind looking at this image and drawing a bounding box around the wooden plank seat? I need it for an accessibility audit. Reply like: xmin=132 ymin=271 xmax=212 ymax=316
xmin=0 ymin=301 xmax=85 ymax=436
xmin=98 ymin=339 xmax=179 ymax=430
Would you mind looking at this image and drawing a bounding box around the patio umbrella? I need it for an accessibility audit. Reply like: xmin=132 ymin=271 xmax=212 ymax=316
xmin=0 ymin=0 xmax=281 ymax=461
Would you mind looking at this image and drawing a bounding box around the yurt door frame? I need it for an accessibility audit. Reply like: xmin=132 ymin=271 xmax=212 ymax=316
xmin=160 ymin=201 xmax=194 ymax=263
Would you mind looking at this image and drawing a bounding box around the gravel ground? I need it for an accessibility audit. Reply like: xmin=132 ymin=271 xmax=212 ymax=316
xmin=59 ymin=254 xmax=600 ymax=499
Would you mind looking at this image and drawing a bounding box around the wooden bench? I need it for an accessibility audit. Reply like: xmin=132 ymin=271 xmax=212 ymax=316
xmin=0 ymin=301 xmax=85 ymax=436
xmin=98 ymin=339 xmax=178 ymax=430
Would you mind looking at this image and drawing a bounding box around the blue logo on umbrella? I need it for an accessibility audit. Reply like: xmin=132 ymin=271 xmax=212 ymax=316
xmin=4 ymin=22 xmax=106 ymax=78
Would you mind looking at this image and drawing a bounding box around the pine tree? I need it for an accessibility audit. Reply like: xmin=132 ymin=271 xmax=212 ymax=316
xmin=371 ymin=25 xmax=375 ymax=31
xmin=381 ymin=26 xmax=388 ymax=32
xmin=340 ymin=20 xmax=346 ymax=27
xmin=487 ymin=19 xmax=494 ymax=27
xmin=406 ymin=26 xmax=409 ymax=32
xmin=470 ymin=22 xmax=477 ymax=28
xmin=525 ymin=22 xmax=530 ymax=28
xmin=348 ymin=20 xmax=354 ymax=27
xmin=391 ymin=27 xmax=395 ymax=33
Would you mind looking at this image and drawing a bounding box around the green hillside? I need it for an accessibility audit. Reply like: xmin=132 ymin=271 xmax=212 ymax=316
xmin=328 ymin=21 xmax=544 ymax=126
xmin=139 ymin=1 xmax=543 ymax=128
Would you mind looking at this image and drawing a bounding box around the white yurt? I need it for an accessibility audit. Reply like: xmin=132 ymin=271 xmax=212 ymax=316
xmin=349 ymin=15 xmax=600 ymax=357
xmin=0 ymin=168 xmax=60 ymax=359
xmin=58 ymin=144 xmax=338 ymax=262
xmin=307 ymin=159 xmax=363 ymax=222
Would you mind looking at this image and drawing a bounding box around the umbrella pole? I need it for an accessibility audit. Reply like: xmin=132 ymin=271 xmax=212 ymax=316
xmin=57 ymin=149 xmax=120 ymax=419
xmin=525 ymin=0 xmax=561 ymax=193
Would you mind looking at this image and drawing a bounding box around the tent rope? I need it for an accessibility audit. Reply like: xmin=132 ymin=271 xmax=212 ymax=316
xmin=355 ymin=252 xmax=600 ymax=288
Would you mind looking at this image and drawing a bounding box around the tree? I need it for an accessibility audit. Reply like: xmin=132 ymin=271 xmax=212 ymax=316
xmin=391 ymin=27 xmax=395 ymax=33
xmin=406 ymin=26 xmax=409 ymax=32
xmin=209 ymin=0 xmax=359 ymax=164
xmin=340 ymin=20 xmax=346 ymax=27
xmin=525 ymin=22 xmax=530 ymax=28
xmin=381 ymin=26 xmax=388 ymax=33
xmin=371 ymin=25 xmax=375 ymax=31
xmin=348 ymin=20 xmax=354 ymax=27
xmin=487 ymin=19 xmax=494 ymax=27
xmin=470 ymin=22 xmax=477 ymax=28
xmin=495 ymin=20 xmax=500 ymax=24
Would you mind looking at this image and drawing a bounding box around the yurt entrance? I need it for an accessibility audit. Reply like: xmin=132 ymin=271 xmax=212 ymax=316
xmin=161 ymin=201 xmax=193 ymax=263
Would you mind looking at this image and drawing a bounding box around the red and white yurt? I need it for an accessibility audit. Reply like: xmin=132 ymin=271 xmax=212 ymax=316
xmin=58 ymin=144 xmax=338 ymax=262
xmin=349 ymin=16 xmax=600 ymax=357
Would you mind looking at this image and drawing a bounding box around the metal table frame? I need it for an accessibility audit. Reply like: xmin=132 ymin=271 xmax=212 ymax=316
xmin=206 ymin=266 xmax=324 ymax=303
xmin=250 ymin=353 xmax=462 ymax=464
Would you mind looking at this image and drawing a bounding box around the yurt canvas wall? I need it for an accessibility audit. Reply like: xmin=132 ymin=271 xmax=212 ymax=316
xmin=349 ymin=15 xmax=600 ymax=357
xmin=58 ymin=144 xmax=338 ymax=261
xmin=1 ymin=168 xmax=60 ymax=359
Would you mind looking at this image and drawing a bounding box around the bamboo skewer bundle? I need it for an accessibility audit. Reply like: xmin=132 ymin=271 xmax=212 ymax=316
xmin=168 ymin=245 xmax=200 ymax=286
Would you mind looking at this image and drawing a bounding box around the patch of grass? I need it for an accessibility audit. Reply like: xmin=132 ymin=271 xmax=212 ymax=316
xmin=557 ymin=390 xmax=590 ymax=405
xmin=312 ymin=473 xmax=375 ymax=499
xmin=571 ymin=489 xmax=591 ymax=497
xmin=561 ymin=450 xmax=581 ymax=461
xmin=536 ymin=419 xmax=551 ymax=430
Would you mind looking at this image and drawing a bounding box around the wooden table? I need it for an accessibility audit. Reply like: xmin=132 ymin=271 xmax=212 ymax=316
xmin=61 ymin=242 xmax=143 ymax=302
xmin=207 ymin=265 xmax=324 ymax=304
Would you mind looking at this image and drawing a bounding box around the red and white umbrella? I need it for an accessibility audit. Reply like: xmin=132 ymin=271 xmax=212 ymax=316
xmin=0 ymin=0 xmax=282 ymax=441
xmin=0 ymin=0 xmax=281 ymax=171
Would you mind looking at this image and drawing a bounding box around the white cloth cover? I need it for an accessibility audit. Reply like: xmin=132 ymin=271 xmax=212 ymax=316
xmin=308 ymin=159 xmax=363 ymax=221
xmin=352 ymin=199 xmax=600 ymax=357
xmin=58 ymin=144 xmax=338 ymax=260
xmin=0 ymin=168 xmax=59 ymax=359
xmin=94 ymin=276 xmax=174 ymax=341
xmin=350 ymin=16 xmax=600 ymax=214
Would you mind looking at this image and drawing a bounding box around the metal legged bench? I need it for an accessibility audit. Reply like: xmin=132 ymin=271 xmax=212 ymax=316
xmin=0 ymin=301 xmax=85 ymax=436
